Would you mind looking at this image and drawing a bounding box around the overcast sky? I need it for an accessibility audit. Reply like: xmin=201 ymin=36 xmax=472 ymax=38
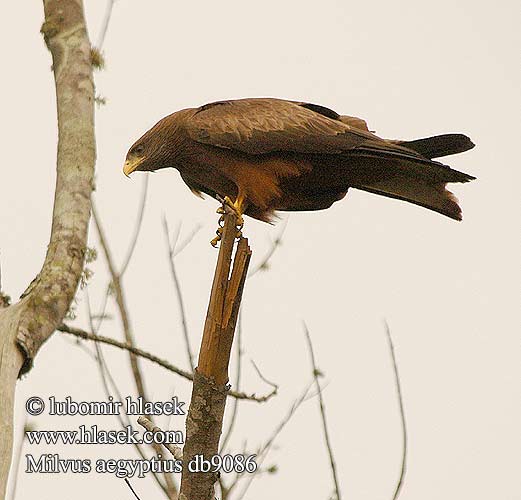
xmin=2 ymin=1 xmax=520 ymax=499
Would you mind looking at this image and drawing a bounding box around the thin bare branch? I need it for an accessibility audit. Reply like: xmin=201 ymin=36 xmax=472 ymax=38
xmin=173 ymin=224 xmax=202 ymax=257
xmin=85 ymin=288 xmax=130 ymax=427
xmin=304 ymin=323 xmax=341 ymax=500
xmin=250 ymin=360 xmax=279 ymax=392
xmin=162 ymin=216 xmax=195 ymax=371
xmin=235 ymin=382 xmax=313 ymax=500
xmin=92 ymin=205 xmax=178 ymax=498
xmin=83 ymin=291 xmax=171 ymax=496
xmin=92 ymin=203 xmax=148 ymax=401
xmin=58 ymin=324 xmax=276 ymax=402
xmin=219 ymin=353 xmax=279 ymax=500
xmin=248 ymin=217 xmax=288 ymax=277
xmin=124 ymin=478 xmax=143 ymax=500
xmin=384 ymin=321 xmax=408 ymax=500
xmin=138 ymin=416 xmax=183 ymax=460
xmin=120 ymin=177 xmax=149 ymax=276
xmin=96 ymin=0 xmax=116 ymax=49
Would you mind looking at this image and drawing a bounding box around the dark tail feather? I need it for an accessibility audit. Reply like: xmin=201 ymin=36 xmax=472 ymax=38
xmin=344 ymin=152 xmax=475 ymax=220
xmin=356 ymin=177 xmax=465 ymax=220
xmin=398 ymin=134 xmax=475 ymax=159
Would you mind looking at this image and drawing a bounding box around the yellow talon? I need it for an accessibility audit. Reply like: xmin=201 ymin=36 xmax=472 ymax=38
xmin=211 ymin=193 xmax=246 ymax=247
xmin=210 ymin=227 xmax=224 ymax=247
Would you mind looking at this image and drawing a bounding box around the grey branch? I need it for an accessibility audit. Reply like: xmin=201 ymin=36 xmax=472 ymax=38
xmin=137 ymin=416 xmax=183 ymax=460
xmin=120 ymin=177 xmax=149 ymax=276
xmin=162 ymin=217 xmax=195 ymax=372
xmin=92 ymin=204 xmax=149 ymax=403
xmin=384 ymin=321 xmax=408 ymax=500
xmin=235 ymin=381 xmax=314 ymax=500
xmin=248 ymin=217 xmax=287 ymax=277
xmin=0 ymin=1 xmax=95 ymax=496
xmin=304 ymin=323 xmax=341 ymax=500
xmin=96 ymin=0 xmax=116 ymax=49
xmin=58 ymin=324 xmax=276 ymax=402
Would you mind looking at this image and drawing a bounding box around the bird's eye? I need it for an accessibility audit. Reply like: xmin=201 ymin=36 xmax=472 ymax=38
xmin=134 ymin=145 xmax=144 ymax=155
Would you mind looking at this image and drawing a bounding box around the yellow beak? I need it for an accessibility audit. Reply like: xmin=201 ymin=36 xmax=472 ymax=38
xmin=123 ymin=156 xmax=144 ymax=177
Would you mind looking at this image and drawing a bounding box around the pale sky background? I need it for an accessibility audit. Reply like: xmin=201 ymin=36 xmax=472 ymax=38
xmin=2 ymin=1 xmax=520 ymax=499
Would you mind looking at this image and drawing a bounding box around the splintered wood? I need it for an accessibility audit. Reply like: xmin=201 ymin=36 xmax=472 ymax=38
xmin=180 ymin=212 xmax=251 ymax=500
xmin=198 ymin=212 xmax=251 ymax=385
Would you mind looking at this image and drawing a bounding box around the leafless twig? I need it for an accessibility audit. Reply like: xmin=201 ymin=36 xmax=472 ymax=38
xmin=384 ymin=321 xmax=408 ymax=500
xmin=138 ymin=416 xmax=183 ymax=460
xmin=58 ymin=324 xmax=276 ymax=402
xmin=235 ymin=382 xmax=313 ymax=500
xmin=83 ymin=290 xmax=171 ymax=495
xmin=121 ymin=176 xmax=149 ymax=276
xmin=85 ymin=288 xmax=133 ymax=429
xmin=173 ymin=223 xmax=202 ymax=257
xmin=96 ymin=0 xmax=117 ymax=49
xmin=248 ymin=217 xmax=288 ymax=277
xmin=304 ymin=323 xmax=341 ymax=500
xmin=92 ymin=204 xmax=178 ymax=498
xmin=250 ymin=360 xmax=279 ymax=392
xmin=124 ymin=478 xmax=143 ymax=500
xmin=162 ymin=216 xmax=195 ymax=371
xmin=92 ymin=203 xmax=148 ymax=401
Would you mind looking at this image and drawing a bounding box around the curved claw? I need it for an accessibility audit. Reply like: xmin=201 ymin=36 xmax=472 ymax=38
xmin=212 ymin=194 xmax=246 ymax=247
xmin=210 ymin=227 xmax=224 ymax=247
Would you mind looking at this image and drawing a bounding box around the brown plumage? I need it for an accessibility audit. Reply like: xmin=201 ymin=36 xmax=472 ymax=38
xmin=123 ymin=98 xmax=475 ymax=221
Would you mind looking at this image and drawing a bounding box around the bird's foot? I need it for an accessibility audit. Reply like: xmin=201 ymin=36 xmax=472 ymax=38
xmin=216 ymin=196 xmax=243 ymax=219
xmin=211 ymin=196 xmax=244 ymax=247
xmin=210 ymin=226 xmax=224 ymax=248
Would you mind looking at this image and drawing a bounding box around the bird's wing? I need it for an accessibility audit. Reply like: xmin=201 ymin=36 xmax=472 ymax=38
xmin=183 ymin=98 xmax=378 ymax=154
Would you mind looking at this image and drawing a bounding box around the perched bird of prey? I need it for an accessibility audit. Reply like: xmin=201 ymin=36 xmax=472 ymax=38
xmin=124 ymin=98 xmax=475 ymax=225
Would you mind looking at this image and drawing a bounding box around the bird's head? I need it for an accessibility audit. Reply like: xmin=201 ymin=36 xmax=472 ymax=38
xmin=123 ymin=134 xmax=162 ymax=176
xmin=123 ymin=114 xmax=179 ymax=177
xmin=123 ymin=141 xmax=149 ymax=177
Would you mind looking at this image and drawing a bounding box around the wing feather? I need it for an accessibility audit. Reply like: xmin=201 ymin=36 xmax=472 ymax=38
xmin=184 ymin=98 xmax=377 ymax=154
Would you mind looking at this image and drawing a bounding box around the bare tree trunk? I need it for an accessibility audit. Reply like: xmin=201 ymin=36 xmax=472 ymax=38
xmin=179 ymin=214 xmax=251 ymax=500
xmin=0 ymin=1 xmax=95 ymax=496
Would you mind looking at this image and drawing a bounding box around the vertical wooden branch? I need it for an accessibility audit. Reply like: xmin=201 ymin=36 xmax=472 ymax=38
xmin=0 ymin=1 xmax=95 ymax=497
xmin=179 ymin=212 xmax=251 ymax=500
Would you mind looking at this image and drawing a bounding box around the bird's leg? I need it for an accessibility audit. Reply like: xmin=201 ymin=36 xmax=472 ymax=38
xmin=232 ymin=194 xmax=245 ymax=229
xmin=211 ymin=193 xmax=246 ymax=247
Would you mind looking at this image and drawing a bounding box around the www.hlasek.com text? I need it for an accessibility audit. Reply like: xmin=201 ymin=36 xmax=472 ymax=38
xmin=26 ymin=424 xmax=184 ymax=446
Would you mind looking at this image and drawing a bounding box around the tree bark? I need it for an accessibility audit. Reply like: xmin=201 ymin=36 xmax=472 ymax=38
xmin=0 ymin=1 xmax=95 ymax=496
xmin=179 ymin=214 xmax=251 ymax=500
